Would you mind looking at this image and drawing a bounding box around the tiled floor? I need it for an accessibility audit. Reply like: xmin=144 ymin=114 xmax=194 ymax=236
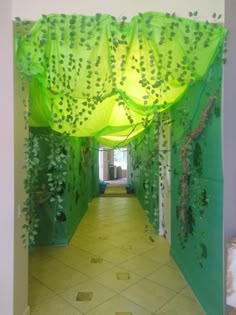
xmin=29 ymin=195 xmax=205 ymax=315
xmin=102 ymin=178 xmax=127 ymax=196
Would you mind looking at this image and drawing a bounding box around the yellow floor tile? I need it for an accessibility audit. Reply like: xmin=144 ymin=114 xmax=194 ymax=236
xmin=155 ymin=293 xmax=205 ymax=315
xmin=31 ymin=260 xmax=89 ymax=293
xmin=101 ymin=247 xmax=135 ymax=265
xmin=29 ymin=195 xmax=204 ymax=315
xmin=59 ymin=279 xmax=116 ymax=313
xmin=31 ymin=295 xmax=83 ymax=315
xmin=86 ymin=294 xmax=152 ymax=315
xmin=28 ymin=276 xmax=56 ymax=308
xmin=180 ymin=286 xmax=199 ymax=301
xmin=73 ymin=257 xmax=115 ymax=277
xmin=146 ymin=265 xmax=187 ymax=292
xmin=121 ymin=278 xmax=177 ymax=312
xmin=29 ymin=246 xmax=54 ymax=259
xmin=75 ymin=239 xmax=115 ymax=256
xmin=48 ymin=245 xmax=93 ymax=267
xmin=139 ymin=245 xmax=171 ymax=265
xmin=29 ymin=256 xmax=66 ymax=276
xmin=95 ymin=266 xmax=141 ymax=293
xmin=120 ymin=255 xmax=161 ymax=277
xmin=70 ymin=233 xmax=97 ymax=247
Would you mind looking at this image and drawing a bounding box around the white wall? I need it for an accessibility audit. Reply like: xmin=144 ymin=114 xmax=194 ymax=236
xmin=14 ymin=64 xmax=29 ymax=315
xmin=0 ymin=1 xmax=29 ymax=315
xmin=12 ymin=0 xmax=224 ymax=22
xmin=0 ymin=1 xmax=15 ymax=315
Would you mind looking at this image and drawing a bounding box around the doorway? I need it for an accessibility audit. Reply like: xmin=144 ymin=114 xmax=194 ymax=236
xmin=99 ymin=147 xmax=128 ymax=196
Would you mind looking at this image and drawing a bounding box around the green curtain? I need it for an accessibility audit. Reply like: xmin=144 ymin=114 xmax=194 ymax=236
xmin=16 ymin=12 xmax=226 ymax=147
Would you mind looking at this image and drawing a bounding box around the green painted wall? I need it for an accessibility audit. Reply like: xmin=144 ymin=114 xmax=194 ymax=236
xmin=170 ymin=59 xmax=223 ymax=315
xmin=32 ymin=128 xmax=99 ymax=245
xmin=66 ymin=136 xmax=99 ymax=242
xmin=129 ymin=56 xmax=224 ymax=315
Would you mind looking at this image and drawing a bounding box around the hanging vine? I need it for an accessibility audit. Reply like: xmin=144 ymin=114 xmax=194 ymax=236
xmin=21 ymin=130 xmax=70 ymax=247
xmin=15 ymin=12 xmax=226 ymax=148
xmin=15 ymin=12 xmax=226 ymax=249
xmin=22 ymin=133 xmax=41 ymax=247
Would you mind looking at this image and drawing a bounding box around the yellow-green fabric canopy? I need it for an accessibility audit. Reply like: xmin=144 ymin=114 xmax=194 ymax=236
xmin=16 ymin=12 xmax=226 ymax=147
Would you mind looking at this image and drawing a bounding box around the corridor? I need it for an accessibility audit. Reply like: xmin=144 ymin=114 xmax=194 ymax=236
xmin=29 ymin=195 xmax=205 ymax=315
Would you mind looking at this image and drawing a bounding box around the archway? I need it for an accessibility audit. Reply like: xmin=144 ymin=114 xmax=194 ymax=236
xmin=15 ymin=12 xmax=226 ymax=314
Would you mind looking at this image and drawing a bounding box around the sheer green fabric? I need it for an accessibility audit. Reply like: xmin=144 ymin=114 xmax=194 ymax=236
xmin=16 ymin=12 xmax=226 ymax=147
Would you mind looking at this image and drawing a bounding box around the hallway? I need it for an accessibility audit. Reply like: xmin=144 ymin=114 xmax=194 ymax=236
xmin=29 ymin=196 xmax=205 ymax=315
xmin=102 ymin=178 xmax=127 ymax=196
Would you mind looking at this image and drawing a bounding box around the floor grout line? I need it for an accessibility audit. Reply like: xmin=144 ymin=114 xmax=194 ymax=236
xmin=29 ymin=196 xmax=205 ymax=315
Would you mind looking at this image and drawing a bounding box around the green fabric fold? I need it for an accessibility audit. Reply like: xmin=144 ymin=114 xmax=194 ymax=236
xmin=16 ymin=12 xmax=227 ymax=147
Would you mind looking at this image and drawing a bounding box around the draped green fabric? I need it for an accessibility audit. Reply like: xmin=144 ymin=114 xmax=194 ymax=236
xmin=16 ymin=12 xmax=226 ymax=147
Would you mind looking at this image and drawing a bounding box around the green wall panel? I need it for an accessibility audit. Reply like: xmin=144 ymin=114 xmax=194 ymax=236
xmin=31 ymin=128 xmax=99 ymax=246
xmin=129 ymin=56 xmax=224 ymax=314
xmin=66 ymin=137 xmax=99 ymax=242
xmin=170 ymin=60 xmax=223 ymax=315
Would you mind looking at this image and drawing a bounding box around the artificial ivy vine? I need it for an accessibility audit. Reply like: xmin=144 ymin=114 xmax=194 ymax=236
xmin=15 ymin=11 xmax=226 ymax=147
xmin=130 ymin=111 xmax=171 ymax=240
xmin=15 ymin=11 xmax=226 ymax=249
xmin=45 ymin=132 xmax=69 ymax=218
xmin=22 ymin=130 xmax=69 ymax=247
xmin=129 ymin=42 xmax=224 ymax=266
xmin=22 ymin=133 xmax=41 ymax=247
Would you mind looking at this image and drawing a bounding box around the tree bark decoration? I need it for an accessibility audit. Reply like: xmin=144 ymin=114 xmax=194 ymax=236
xmin=180 ymin=91 xmax=218 ymax=236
